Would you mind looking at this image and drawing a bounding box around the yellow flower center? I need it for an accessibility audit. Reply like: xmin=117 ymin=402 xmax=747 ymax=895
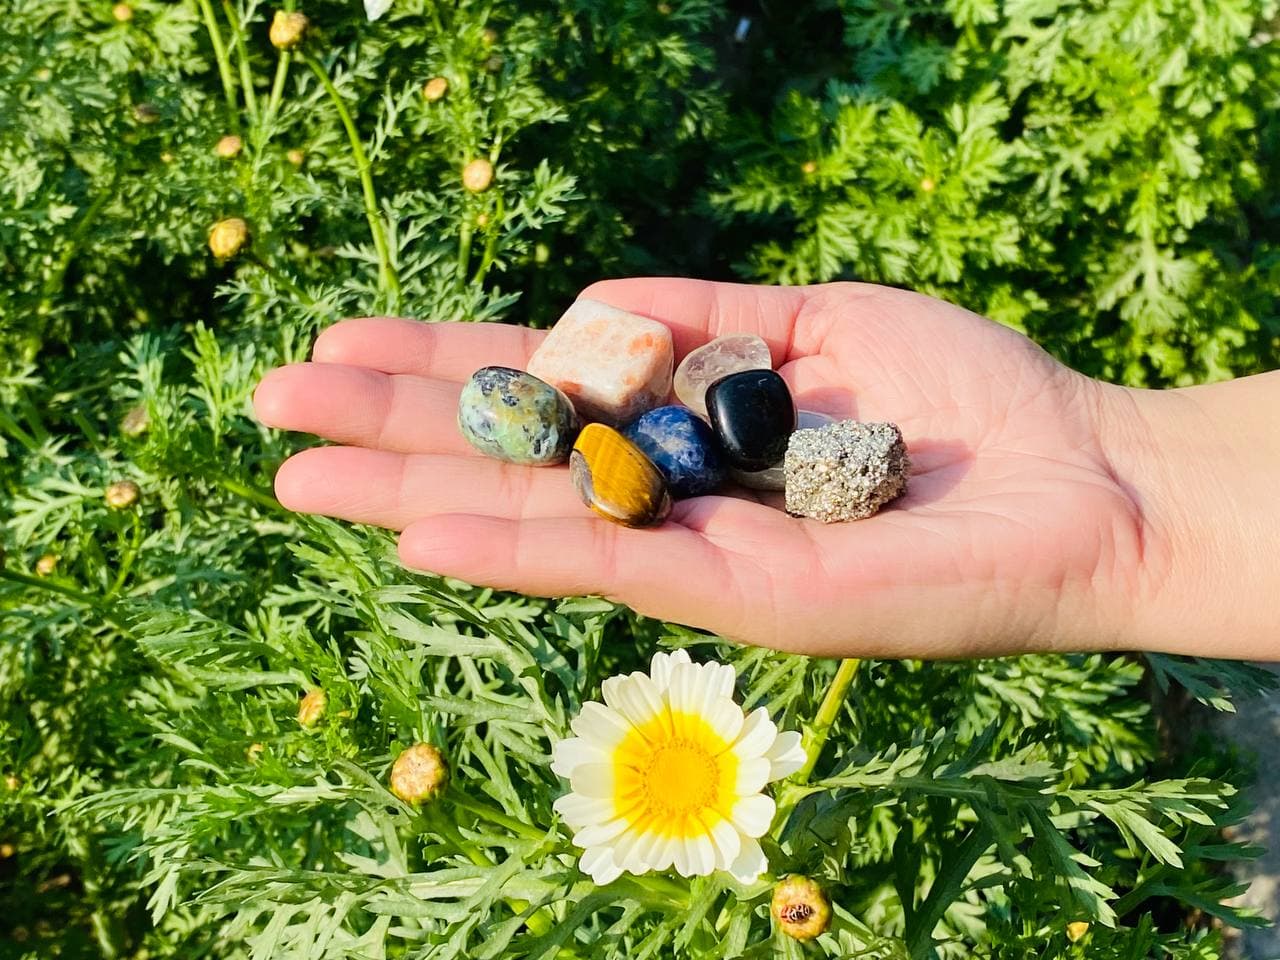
xmin=612 ymin=710 xmax=738 ymax=838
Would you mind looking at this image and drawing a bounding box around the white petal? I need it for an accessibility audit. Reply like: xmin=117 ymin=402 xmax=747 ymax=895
xmin=571 ymin=702 xmax=633 ymax=750
xmin=733 ymin=757 xmax=771 ymax=796
xmin=709 ymin=818 xmax=742 ymax=870
xmin=569 ymin=762 xmax=614 ymax=799
xmin=649 ymin=649 xmax=691 ymax=690
xmin=688 ymin=833 xmax=717 ymax=876
xmin=364 ymin=0 xmax=393 ymax=21
xmin=671 ymin=838 xmax=693 ymax=877
xmin=708 ymin=662 xmax=737 ymax=699
xmin=602 ymin=672 xmax=665 ymax=729
xmin=733 ymin=707 xmax=778 ymax=758
xmin=726 ymin=836 xmax=768 ymax=883
xmin=573 ymin=817 xmax=631 ymax=847
xmin=553 ymin=793 xmax=612 ymax=828
xmin=580 ymin=846 xmax=622 ymax=885
xmin=703 ymin=697 xmax=745 ymax=745
xmin=551 ymin=737 xmax=606 ymax=778
xmin=649 ymin=834 xmax=678 ymax=871
xmin=731 ymin=794 xmax=776 ymax=838
xmin=613 ymin=829 xmax=652 ymax=875
xmin=765 ymin=730 xmax=807 ymax=781
xmin=667 ymin=661 xmax=713 ymax=715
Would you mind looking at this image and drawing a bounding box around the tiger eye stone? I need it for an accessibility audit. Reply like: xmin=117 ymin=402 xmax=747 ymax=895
xmin=457 ymin=366 xmax=579 ymax=465
xmin=570 ymin=423 xmax=672 ymax=527
xmin=673 ymin=334 xmax=773 ymax=418
xmin=706 ymin=369 xmax=797 ymax=472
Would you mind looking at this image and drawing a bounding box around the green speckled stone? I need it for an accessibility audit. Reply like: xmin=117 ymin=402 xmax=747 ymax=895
xmin=457 ymin=366 xmax=580 ymax=465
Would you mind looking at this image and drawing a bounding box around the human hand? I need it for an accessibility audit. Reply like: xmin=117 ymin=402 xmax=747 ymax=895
xmin=253 ymin=278 xmax=1171 ymax=658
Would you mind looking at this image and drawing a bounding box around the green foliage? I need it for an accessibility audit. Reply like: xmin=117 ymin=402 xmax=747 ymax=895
xmin=711 ymin=0 xmax=1280 ymax=385
xmin=1 ymin=0 xmax=1275 ymax=958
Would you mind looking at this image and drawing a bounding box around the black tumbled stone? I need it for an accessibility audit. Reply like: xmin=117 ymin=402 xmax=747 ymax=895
xmin=705 ymin=369 xmax=797 ymax=472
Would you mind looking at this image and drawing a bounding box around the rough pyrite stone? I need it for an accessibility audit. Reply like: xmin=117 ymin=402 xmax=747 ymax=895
xmin=731 ymin=410 xmax=834 ymax=491
xmin=457 ymin=366 xmax=579 ymax=465
xmin=784 ymin=421 xmax=909 ymax=522
xmin=673 ymin=334 xmax=772 ymax=418
xmin=527 ymin=299 xmax=674 ymax=426
xmin=571 ymin=423 xmax=672 ymax=527
xmin=623 ymin=405 xmax=725 ymax=499
xmin=705 ymin=369 xmax=797 ymax=472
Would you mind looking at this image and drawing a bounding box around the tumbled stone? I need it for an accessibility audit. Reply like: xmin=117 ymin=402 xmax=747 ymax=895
xmin=457 ymin=366 xmax=579 ymax=465
xmin=674 ymin=334 xmax=772 ymax=418
xmin=730 ymin=410 xmax=834 ymax=491
xmin=527 ymin=299 xmax=674 ymax=426
xmin=623 ymin=405 xmax=725 ymax=499
xmin=705 ymin=369 xmax=796 ymax=472
xmin=570 ymin=423 xmax=672 ymax=527
xmin=784 ymin=421 xmax=909 ymax=523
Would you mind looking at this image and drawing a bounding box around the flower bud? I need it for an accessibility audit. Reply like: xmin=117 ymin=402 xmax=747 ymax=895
xmin=771 ymin=875 xmax=831 ymax=942
xmin=121 ymin=404 xmax=150 ymax=437
xmin=390 ymin=743 xmax=449 ymax=804
xmin=0 ymin=843 xmax=14 ymax=858
xmin=801 ymin=160 xmax=817 ymax=175
xmin=208 ymin=217 xmax=249 ymax=260
xmin=270 ymin=10 xmax=309 ymax=49
xmin=4 ymin=775 xmax=19 ymax=791
xmin=297 ymin=688 xmax=326 ymax=728
xmin=422 ymin=76 xmax=448 ymax=102
xmin=35 ymin=555 xmax=57 ymax=577
xmin=475 ymin=212 xmax=490 ymax=228
xmin=104 ymin=480 xmax=141 ymax=509
xmin=919 ymin=177 xmax=936 ymax=193
xmin=133 ymin=102 xmax=160 ymax=124
xmin=246 ymin=742 xmax=265 ymax=763
xmin=112 ymin=3 xmax=134 ymax=22
xmin=481 ymin=27 xmax=498 ymax=46
xmin=286 ymin=148 xmax=306 ymax=167
xmin=462 ymin=158 xmax=494 ymax=193
xmin=1066 ymin=921 xmax=1089 ymax=943
xmin=215 ymin=134 xmax=243 ymax=159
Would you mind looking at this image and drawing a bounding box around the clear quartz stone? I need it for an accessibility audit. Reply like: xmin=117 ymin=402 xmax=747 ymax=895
xmin=730 ymin=410 xmax=834 ymax=491
xmin=674 ymin=334 xmax=772 ymax=418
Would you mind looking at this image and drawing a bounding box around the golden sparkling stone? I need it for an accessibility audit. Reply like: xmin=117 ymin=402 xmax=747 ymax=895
xmin=390 ymin=743 xmax=449 ymax=804
xmin=771 ymin=875 xmax=832 ymax=941
xmin=570 ymin=424 xmax=671 ymax=528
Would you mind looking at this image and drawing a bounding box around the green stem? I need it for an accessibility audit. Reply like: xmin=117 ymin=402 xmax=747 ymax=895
xmin=772 ymin=658 xmax=859 ymax=833
xmin=456 ymin=219 xmax=474 ymax=289
xmin=221 ymin=0 xmax=260 ymax=127
xmin=303 ymin=53 xmax=400 ymax=311
xmin=796 ymin=658 xmax=859 ymax=783
xmin=249 ymin=253 xmax=316 ymax=308
xmin=0 ymin=569 xmax=127 ymax=630
xmin=214 ymin=475 xmax=283 ymax=512
xmin=196 ymin=0 xmax=241 ymax=133
xmin=471 ymin=193 xmax=504 ymax=287
xmin=264 ymin=50 xmax=292 ymax=130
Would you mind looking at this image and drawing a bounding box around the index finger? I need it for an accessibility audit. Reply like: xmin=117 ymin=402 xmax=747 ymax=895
xmin=312 ymin=279 xmax=810 ymax=381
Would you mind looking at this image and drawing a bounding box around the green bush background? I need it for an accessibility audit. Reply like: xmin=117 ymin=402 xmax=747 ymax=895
xmin=2 ymin=0 xmax=1278 ymax=957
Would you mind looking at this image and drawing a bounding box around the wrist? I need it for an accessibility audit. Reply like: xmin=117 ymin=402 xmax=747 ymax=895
xmin=1091 ymin=372 xmax=1280 ymax=658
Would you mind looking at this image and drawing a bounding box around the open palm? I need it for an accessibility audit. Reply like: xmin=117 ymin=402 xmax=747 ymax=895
xmin=254 ymin=278 xmax=1153 ymax=658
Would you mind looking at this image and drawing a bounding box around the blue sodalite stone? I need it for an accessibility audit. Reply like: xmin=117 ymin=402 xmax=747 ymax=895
xmin=623 ymin=405 xmax=725 ymax=499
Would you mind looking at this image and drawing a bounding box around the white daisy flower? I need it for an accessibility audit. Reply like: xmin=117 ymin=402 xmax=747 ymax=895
xmin=551 ymin=650 xmax=807 ymax=886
